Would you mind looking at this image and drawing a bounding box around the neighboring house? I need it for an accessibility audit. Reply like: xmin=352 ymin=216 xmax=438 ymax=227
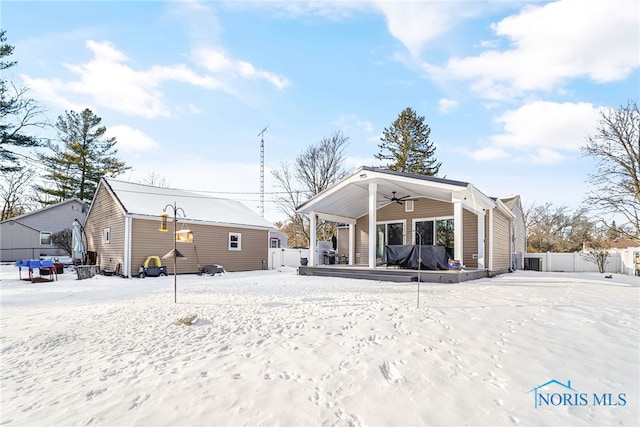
xmin=297 ymin=166 xmax=525 ymax=275
xmin=0 ymin=199 xmax=87 ymax=262
xmin=269 ymin=230 xmax=289 ymax=249
xmin=84 ymin=178 xmax=275 ymax=277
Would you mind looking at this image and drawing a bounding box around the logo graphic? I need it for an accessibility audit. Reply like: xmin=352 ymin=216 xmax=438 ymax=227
xmin=528 ymin=379 xmax=626 ymax=409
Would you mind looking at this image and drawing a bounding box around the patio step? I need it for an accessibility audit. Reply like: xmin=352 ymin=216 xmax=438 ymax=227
xmin=298 ymin=266 xmax=489 ymax=283
xmin=302 ymin=268 xmax=417 ymax=283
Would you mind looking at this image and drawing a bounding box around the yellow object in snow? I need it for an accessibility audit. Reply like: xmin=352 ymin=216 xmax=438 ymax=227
xmin=142 ymin=256 xmax=163 ymax=269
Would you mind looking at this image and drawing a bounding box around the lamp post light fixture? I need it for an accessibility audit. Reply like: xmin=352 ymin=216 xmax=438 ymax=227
xmin=160 ymin=202 xmax=187 ymax=304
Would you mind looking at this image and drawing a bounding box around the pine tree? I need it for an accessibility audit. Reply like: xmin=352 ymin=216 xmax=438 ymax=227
xmin=0 ymin=30 xmax=44 ymax=172
xmin=37 ymin=108 xmax=130 ymax=203
xmin=375 ymin=107 xmax=441 ymax=176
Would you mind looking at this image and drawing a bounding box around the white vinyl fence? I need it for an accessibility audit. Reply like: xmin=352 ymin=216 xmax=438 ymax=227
xmin=267 ymin=248 xmax=310 ymax=269
xmin=524 ymin=251 xmax=634 ymax=274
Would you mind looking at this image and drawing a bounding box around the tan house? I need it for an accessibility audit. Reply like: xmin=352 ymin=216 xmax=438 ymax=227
xmin=84 ymin=178 xmax=275 ymax=277
xmin=297 ymin=167 xmax=524 ymax=276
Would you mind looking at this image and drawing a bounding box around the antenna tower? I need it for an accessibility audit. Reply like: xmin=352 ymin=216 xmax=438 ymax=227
xmin=258 ymin=126 xmax=268 ymax=217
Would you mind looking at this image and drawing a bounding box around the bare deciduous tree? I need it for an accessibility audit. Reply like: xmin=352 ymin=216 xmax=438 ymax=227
xmin=272 ymin=162 xmax=309 ymax=245
xmin=272 ymin=131 xmax=350 ymax=247
xmin=139 ymin=171 xmax=170 ymax=188
xmin=0 ymin=167 xmax=37 ymax=220
xmin=525 ymin=203 xmax=594 ymax=252
xmin=582 ymin=100 xmax=640 ymax=239
xmin=51 ymin=228 xmax=73 ymax=256
xmin=581 ymin=228 xmax=611 ymax=273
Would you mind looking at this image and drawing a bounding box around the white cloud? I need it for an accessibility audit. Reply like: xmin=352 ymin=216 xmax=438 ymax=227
xmin=470 ymin=100 xmax=601 ymax=162
xmin=490 ymin=101 xmax=600 ymax=150
xmin=374 ymin=1 xmax=457 ymax=56
xmin=333 ymin=114 xmax=375 ymax=134
xmin=468 ymin=146 xmax=509 ymax=162
xmin=530 ymin=147 xmax=565 ymax=165
xmin=438 ymin=98 xmax=458 ymax=114
xmin=23 ymin=40 xmax=288 ymax=118
xmin=430 ymin=0 xmax=639 ymax=99
xmin=108 ymin=126 xmax=159 ymax=153
xmin=192 ymin=48 xmax=290 ymax=89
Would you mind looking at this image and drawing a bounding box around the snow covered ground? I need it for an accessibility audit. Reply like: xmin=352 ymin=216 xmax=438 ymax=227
xmin=1 ymin=265 xmax=638 ymax=426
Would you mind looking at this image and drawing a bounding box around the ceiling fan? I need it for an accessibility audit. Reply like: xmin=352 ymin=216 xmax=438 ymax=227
xmin=384 ymin=191 xmax=411 ymax=204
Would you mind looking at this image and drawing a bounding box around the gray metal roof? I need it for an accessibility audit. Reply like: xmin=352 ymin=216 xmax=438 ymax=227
xmin=102 ymin=178 xmax=275 ymax=229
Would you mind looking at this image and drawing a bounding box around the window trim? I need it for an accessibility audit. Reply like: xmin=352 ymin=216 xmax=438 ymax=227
xmin=404 ymin=200 xmax=414 ymax=213
xmin=103 ymin=227 xmax=111 ymax=244
xmin=412 ymin=216 xmax=454 ymax=247
xmin=40 ymin=231 xmax=52 ymax=246
xmin=229 ymin=232 xmax=241 ymax=251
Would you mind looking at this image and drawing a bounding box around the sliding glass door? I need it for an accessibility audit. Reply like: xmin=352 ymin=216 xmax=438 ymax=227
xmin=376 ymin=222 xmax=404 ymax=264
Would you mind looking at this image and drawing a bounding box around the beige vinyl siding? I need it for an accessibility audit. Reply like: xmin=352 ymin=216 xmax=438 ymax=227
xmin=463 ymin=209 xmax=478 ymax=268
xmin=492 ymin=209 xmax=512 ymax=273
xmin=354 ymin=198 xmax=456 ymax=266
xmin=130 ymin=218 xmax=269 ymax=273
xmin=512 ymin=202 xmax=526 ymax=269
xmin=355 ymin=216 xmax=370 ymax=265
xmin=84 ymin=186 xmax=126 ymax=271
xmin=337 ymin=227 xmax=349 ymax=258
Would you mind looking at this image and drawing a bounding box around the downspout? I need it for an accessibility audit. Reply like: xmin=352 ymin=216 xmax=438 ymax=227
xmin=488 ymin=208 xmax=494 ymax=272
xmin=510 ymin=218 xmax=515 ymax=272
xmin=124 ymin=216 xmax=132 ymax=278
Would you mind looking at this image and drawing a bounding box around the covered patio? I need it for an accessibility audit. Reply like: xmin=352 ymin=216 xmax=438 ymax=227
xmin=296 ymin=167 xmax=517 ymax=281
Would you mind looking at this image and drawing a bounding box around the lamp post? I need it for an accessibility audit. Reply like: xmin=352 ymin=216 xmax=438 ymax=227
xmin=159 ymin=202 xmax=186 ymax=303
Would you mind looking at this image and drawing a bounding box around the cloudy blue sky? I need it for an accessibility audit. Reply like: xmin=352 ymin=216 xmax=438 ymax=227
xmin=3 ymin=0 xmax=639 ymax=222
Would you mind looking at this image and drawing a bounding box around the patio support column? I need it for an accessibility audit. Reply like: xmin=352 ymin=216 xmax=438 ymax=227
xmin=309 ymin=211 xmax=317 ymax=267
xmin=488 ymin=208 xmax=494 ymax=271
xmin=368 ymin=182 xmax=377 ymax=268
xmin=477 ymin=210 xmax=485 ymax=269
xmin=453 ymin=201 xmax=464 ymax=262
xmin=348 ymin=223 xmax=355 ymax=265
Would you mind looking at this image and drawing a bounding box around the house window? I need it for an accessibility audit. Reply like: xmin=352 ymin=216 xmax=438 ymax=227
xmin=405 ymin=200 xmax=414 ymax=212
xmin=414 ymin=217 xmax=454 ymax=249
xmin=40 ymin=232 xmax=52 ymax=245
xmin=103 ymin=227 xmax=111 ymax=243
xmin=270 ymin=238 xmax=279 ymax=248
xmin=229 ymin=232 xmax=241 ymax=251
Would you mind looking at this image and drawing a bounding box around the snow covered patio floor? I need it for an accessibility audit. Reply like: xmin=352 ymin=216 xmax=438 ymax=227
xmin=1 ymin=266 xmax=638 ymax=426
